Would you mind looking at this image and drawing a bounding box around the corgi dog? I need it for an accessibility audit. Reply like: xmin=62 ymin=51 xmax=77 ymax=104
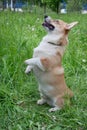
xmin=25 ymin=16 xmax=78 ymax=112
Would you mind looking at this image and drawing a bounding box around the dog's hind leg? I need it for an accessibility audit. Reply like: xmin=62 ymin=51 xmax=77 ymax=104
xmin=49 ymin=96 xmax=64 ymax=112
xmin=49 ymin=106 xmax=60 ymax=112
xmin=37 ymin=86 xmax=47 ymax=105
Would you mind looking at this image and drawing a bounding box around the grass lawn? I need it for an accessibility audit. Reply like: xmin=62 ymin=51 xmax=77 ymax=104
xmin=0 ymin=11 xmax=87 ymax=130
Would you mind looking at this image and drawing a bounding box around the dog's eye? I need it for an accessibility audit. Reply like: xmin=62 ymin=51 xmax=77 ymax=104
xmin=55 ymin=20 xmax=59 ymax=23
xmin=54 ymin=20 xmax=59 ymax=24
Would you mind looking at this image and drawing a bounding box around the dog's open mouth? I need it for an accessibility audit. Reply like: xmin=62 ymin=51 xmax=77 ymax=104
xmin=42 ymin=16 xmax=55 ymax=31
xmin=42 ymin=21 xmax=55 ymax=31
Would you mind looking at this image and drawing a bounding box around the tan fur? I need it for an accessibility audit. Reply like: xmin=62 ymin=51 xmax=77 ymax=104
xmin=25 ymin=16 xmax=78 ymax=112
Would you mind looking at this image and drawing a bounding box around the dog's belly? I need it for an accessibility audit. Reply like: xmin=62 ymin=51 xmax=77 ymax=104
xmin=33 ymin=67 xmax=54 ymax=99
xmin=33 ymin=66 xmax=47 ymax=82
xmin=39 ymin=83 xmax=53 ymax=95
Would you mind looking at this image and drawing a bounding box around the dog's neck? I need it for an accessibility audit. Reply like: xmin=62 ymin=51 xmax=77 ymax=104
xmin=42 ymin=33 xmax=68 ymax=46
xmin=48 ymin=41 xmax=62 ymax=46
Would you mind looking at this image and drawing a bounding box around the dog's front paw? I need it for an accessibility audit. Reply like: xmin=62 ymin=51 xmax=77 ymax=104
xmin=25 ymin=66 xmax=33 ymax=74
xmin=37 ymin=99 xmax=46 ymax=105
xmin=49 ymin=107 xmax=60 ymax=112
xmin=24 ymin=59 xmax=30 ymax=65
xmin=25 ymin=67 xmax=31 ymax=74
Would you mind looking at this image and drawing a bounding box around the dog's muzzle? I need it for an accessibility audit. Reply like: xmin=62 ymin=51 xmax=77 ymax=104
xmin=42 ymin=16 xmax=55 ymax=31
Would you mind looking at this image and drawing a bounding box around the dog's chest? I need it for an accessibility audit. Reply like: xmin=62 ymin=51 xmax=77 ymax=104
xmin=33 ymin=44 xmax=57 ymax=57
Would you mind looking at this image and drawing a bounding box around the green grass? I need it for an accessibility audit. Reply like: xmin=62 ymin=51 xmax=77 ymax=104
xmin=0 ymin=11 xmax=87 ymax=130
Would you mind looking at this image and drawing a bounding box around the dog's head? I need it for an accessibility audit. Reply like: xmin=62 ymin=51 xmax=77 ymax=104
xmin=42 ymin=16 xmax=78 ymax=35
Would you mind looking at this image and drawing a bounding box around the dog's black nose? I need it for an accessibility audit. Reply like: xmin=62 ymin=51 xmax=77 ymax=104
xmin=44 ymin=15 xmax=48 ymax=19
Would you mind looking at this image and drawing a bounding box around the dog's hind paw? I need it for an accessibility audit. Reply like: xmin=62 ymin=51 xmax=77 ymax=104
xmin=49 ymin=107 xmax=60 ymax=112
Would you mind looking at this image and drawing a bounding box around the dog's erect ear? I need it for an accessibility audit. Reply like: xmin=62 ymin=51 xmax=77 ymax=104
xmin=65 ymin=22 xmax=78 ymax=30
